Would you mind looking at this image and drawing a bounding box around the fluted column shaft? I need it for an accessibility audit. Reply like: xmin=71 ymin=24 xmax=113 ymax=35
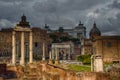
xmin=55 ymin=48 xmax=58 ymax=60
xmin=12 ymin=31 xmax=16 ymax=65
xmin=49 ymin=51 xmax=52 ymax=60
xmin=42 ymin=42 xmax=45 ymax=60
xmin=20 ymin=32 xmax=25 ymax=65
xmin=29 ymin=31 xmax=33 ymax=63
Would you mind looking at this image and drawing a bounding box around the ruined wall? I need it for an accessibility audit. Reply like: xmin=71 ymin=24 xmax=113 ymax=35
xmin=5 ymin=62 xmax=120 ymax=80
xmin=41 ymin=63 xmax=112 ymax=80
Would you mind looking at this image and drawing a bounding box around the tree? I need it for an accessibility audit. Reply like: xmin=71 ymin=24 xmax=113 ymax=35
xmin=58 ymin=27 xmax=64 ymax=33
xmin=49 ymin=34 xmax=59 ymax=43
xmin=60 ymin=36 xmax=70 ymax=42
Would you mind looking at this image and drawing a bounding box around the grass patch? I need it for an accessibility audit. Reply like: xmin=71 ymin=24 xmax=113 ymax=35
xmin=104 ymin=62 xmax=112 ymax=69
xmin=68 ymin=64 xmax=91 ymax=72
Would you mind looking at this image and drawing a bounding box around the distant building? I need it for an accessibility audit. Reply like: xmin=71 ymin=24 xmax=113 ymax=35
xmin=44 ymin=21 xmax=86 ymax=56
xmin=81 ymin=22 xmax=120 ymax=62
xmin=44 ymin=21 xmax=86 ymax=41
xmin=64 ymin=21 xmax=86 ymax=41
xmin=89 ymin=22 xmax=101 ymax=40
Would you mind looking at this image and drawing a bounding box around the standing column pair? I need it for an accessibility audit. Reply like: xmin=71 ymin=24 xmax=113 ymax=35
xmin=20 ymin=31 xmax=33 ymax=65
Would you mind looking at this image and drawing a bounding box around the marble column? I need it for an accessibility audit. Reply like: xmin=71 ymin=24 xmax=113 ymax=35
xmin=55 ymin=48 xmax=59 ymax=64
xmin=12 ymin=31 xmax=16 ymax=65
xmin=20 ymin=32 xmax=25 ymax=65
xmin=42 ymin=42 xmax=45 ymax=60
xmin=49 ymin=51 xmax=52 ymax=64
xmin=68 ymin=47 xmax=71 ymax=60
xmin=29 ymin=31 xmax=33 ymax=63
xmin=49 ymin=51 xmax=52 ymax=60
xmin=51 ymin=48 xmax=54 ymax=60
xmin=16 ymin=42 xmax=19 ymax=61
xmin=63 ymin=49 xmax=66 ymax=60
xmin=55 ymin=48 xmax=58 ymax=60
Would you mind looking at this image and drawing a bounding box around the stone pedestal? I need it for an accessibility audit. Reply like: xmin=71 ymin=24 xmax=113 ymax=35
xmin=94 ymin=55 xmax=103 ymax=72
xmin=48 ymin=60 xmax=53 ymax=64
xmin=55 ymin=60 xmax=59 ymax=65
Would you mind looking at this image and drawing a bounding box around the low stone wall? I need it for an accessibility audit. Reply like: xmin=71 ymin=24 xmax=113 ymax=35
xmin=81 ymin=72 xmax=111 ymax=80
xmin=44 ymin=63 xmax=118 ymax=80
xmin=4 ymin=63 xmax=120 ymax=80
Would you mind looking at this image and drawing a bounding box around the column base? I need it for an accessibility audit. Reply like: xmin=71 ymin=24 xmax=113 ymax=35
xmin=55 ymin=60 xmax=59 ymax=65
xmin=68 ymin=56 xmax=71 ymax=60
xmin=11 ymin=63 xmax=16 ymax=66
xmin=42 ymin=57 xmax=45 ymax=61
xmin=29 ymin=59 xmax=33 ymax=64
xmin=48 ymin=60 xmax=53 ymax=64
xmin=20 ymin=60 xmax=25 ymax=66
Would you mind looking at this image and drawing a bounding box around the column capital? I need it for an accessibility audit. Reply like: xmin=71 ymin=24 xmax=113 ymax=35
xmin=30 ymin=31 xmax=32 ymax=35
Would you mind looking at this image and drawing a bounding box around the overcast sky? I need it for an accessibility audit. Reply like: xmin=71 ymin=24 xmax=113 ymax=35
xmin=0 ymin=0 xmax=120 ymax=36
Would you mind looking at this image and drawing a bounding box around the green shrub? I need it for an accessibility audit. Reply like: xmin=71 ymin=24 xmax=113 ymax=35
xmin=83 ymin=57 xmax=91 ymax=65
xmin=77 ymin=54 xmax=91 ymax=65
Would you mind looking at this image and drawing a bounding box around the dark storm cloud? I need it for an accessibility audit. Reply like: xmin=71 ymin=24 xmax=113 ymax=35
xmin=108 ymin=0 xmax=120 ymax=9
xmin=0 ymin=0 xmax=120 ymax=36
xmin=32 ymin=0 xmax=108 ymax=28
xmin=33 ymin=0 xmax=108 ymax=14
xmin=101 ymin=0 xmax=120 ymax=35
xmin=0 ymin=0 xmax=33 ymax=21
xmin=106 ymin=13 xmax=120 ymax=35
xmin=85 ymin=0 xmax=120 ymax=36
xmin=0 ymin=0 xmax=34 ymax=2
